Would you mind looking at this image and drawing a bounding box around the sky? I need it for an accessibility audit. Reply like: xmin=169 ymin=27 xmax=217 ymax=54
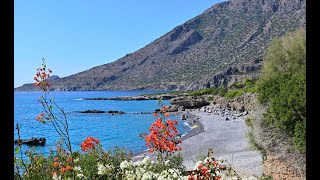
xmin=14 ymin=0 xmax=224 ymax=88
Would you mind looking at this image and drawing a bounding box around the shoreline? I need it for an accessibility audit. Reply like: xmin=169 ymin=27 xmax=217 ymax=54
xmin=134 ymin=109 xmax=263 ymax=178
xmin=132 ymin=111 xmax=204 ymax=157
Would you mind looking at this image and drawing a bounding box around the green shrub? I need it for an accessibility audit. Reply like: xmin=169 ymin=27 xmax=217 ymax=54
xmin=224 ymin=89 xmax=244 ymax=99
xmin=189 ymin=88 xmax=216 ymax=96
xmin=217 ymin=86 xmax=228 ymax=97
xmin=235 ymin=82 xmax=245 ymax=88
xmin=207 ymin=96 xmax=214 ymax=101
xmin=235 ymin=90 xmax=244 ymax=97
xmin=224 ymin=90 xmax=238 ymax=99
xmin=257 ymin=28 xmax=306 ymax=153
xmin=293 ymin=119 xmax=306 ymax=153
xmin=245 ymin=117 xmax=253 ymax=128
xmin=244 ymin=85 xmax=257 ymax=93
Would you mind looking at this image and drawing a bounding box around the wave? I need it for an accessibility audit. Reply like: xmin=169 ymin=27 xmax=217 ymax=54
xmin=73 ymin=98 xmax=84 ymax=100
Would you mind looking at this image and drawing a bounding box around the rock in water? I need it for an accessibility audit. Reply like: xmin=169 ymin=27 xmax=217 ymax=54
xmin=80 ymin=109 xmax=105 ymax=113
xmin=14 ymin=137 xmax=46 ymax=146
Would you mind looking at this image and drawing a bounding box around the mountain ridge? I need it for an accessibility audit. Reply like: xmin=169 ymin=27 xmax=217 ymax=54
xmin=15 ymin=0 xmax=305 ymax=91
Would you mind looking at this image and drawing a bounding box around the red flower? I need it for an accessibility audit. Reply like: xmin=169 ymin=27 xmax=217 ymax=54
xmin=36 ymin=113 xmax=44 ymax=121
xmin=81 ymin=136 xmax=100 ymax=152
xmin=53 ymin=162 xmax=59 ymax=167
xmin=60 ymin=167 xmax=66 ymax=173
xmin=164 ymin=112 xmax=170 ymax=117
xmin=53 ymin=171 xmax=57 ymax=175
xmin=54 ymin=157 xmax=59 ymax=161
xmin=67 ymin=157 xmax=72 ymax=162
xmin=153 ymin=112 xmax=158 ymax=116
xmin=143 ymin=113 xmax=181 ymax=153
xmin=65 ymin=165 xmax=73 ymax=171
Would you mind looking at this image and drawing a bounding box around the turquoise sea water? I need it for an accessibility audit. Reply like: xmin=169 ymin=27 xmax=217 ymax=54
xmin=14 ymin=91 xmax=190 ymax=157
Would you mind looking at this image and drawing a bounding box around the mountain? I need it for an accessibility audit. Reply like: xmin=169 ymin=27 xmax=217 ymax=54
xmin=16 ymin=0 xmax=305 ymax=91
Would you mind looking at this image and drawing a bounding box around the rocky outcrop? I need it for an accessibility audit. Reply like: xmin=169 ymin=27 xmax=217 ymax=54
xmin=211 ymin=60 xmax=262 ymax=87
xmin=170 ymin=96 xmax=210 ymax=110
xmin=167 ymin=105 xmax=179 ymax=112
xmin=80 ymin=110 xmax=105 ymax=113
xmin=107 ymin=110 xmax=125 ymax=115
xmin=14 ymin=138 xmax=46 ymax=146
xmin=84 ymin=95 xmax=177 ymax=101
xmin=206 ymin=93 xmax=256 ymax=113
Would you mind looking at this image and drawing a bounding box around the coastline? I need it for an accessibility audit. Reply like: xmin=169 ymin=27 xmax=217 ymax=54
xmin=132 ymin=111 xmax=203 ymax=157
xmin=134 ymin=109 xmax=263 ymax=178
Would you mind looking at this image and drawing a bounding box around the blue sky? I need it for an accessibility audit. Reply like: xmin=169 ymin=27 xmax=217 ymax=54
xmin=14 ymin=0 xmax=224 ymax=88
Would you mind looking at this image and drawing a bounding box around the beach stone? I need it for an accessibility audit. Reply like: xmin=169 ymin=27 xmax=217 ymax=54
xmin=178 ymin=106 xmax=185 ymax=111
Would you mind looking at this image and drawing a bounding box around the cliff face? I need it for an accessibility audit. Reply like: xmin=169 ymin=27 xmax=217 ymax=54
xmin=16 ymin=0 xmax=305 ymax=91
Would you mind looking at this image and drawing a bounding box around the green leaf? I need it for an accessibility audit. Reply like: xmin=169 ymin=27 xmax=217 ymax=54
xmin=15 ymin=146 xmax=19 ymax=154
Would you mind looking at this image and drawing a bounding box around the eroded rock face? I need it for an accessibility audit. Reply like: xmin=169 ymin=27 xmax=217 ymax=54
xmin=208 ymin=93 xmax=256 ymax=113
xmin=170 ymin=96 xmax=210 ymax=109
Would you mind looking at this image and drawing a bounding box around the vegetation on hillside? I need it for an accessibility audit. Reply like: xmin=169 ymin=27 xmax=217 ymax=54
xmin=256 ymin=28 xmax=306 ymax=153
xmin=189 ymin=78 xmax=257 ymax=99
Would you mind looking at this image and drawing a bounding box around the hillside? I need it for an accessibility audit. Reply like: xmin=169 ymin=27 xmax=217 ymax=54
xmin=16 ymin=0 xmax=305 ymax=91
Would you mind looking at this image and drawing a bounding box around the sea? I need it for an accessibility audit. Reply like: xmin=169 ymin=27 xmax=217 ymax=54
xmin=14 ymin=91 xmax=190 ymax=158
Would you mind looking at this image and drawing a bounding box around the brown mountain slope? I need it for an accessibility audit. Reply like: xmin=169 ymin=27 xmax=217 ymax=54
xmin=16 ymin=0 xmax=305 ymax=91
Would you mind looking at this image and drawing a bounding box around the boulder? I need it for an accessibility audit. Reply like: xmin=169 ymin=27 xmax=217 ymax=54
xmin=167 ymin=105 xmax=179 ymax=112
xmin=178 ymin=106 xmax=186 ymax=111
xmin=170 ymin=96 xmax=210 ymax=109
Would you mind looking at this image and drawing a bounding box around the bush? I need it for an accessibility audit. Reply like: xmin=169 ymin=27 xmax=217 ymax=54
xmin=245 ymin=117 xmax=253 ymax=128
xmin=189 ymin=88 xmax=216 ymax=96
xmin=224 ymin=90 xmax=238 ymax=99
xmin=257 ymin=28 xmax=306 ymax=153
xmin=217 ymin=86 xmax=228 ymax=97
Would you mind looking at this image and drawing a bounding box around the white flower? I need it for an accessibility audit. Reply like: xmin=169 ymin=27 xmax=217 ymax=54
xmin=74 ymin=166 xmax=82 ymax=172
xmin=52 ymin=174 xmax=62 ymax=180
xmin=141 ymin=171 xmax=153 ymax=180
xmin=77 ymin=173 xmax=85 ymax=179
xmin=97 ymin=162 xmax=112 ymax=175
xmin=74 ymin=158 xmax=79 ymax=162
xmin=120 ymin=160 xmax=131 ymax=170
xmin=141 ymin=156 xmax=151 ymax=165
